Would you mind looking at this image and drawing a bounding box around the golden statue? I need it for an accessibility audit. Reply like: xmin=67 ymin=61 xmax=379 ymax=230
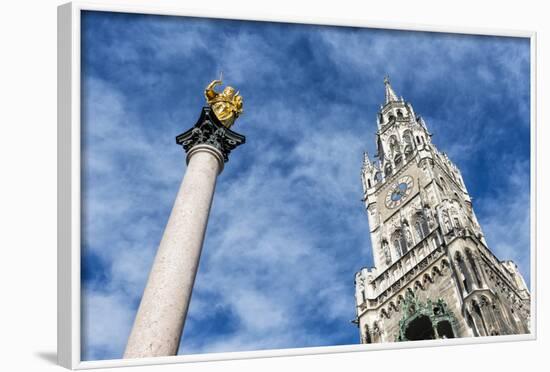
xmin=204 ymin=79 xmax=243 ymax=129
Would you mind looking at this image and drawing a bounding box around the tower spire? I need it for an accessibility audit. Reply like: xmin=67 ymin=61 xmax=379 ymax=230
xmin=362 ymin=151 xmax=372 ymax=170
xmin=384 ymin=75 xmax=399 ymax=104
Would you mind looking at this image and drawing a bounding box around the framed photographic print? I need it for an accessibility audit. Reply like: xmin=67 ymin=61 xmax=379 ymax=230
xmin=57 ymin=1 xmax=536 ymax=369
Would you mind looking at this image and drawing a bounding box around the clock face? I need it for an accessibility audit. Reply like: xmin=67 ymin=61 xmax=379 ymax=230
xmin=385 ymin=176 xmax=414 ymax=209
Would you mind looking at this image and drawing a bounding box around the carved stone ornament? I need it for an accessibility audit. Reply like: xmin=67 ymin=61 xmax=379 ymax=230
xmin=424 ymin=206 xmax=435 ymax=228
xmin=176 ymin=106 xmax=246 ymax=162
xmin=357 ymin=273 xmax=366 ymax=290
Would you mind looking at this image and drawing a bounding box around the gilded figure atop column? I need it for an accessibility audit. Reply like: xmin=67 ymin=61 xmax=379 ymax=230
xmin=204 ymin=79 xmax=243 ymax=128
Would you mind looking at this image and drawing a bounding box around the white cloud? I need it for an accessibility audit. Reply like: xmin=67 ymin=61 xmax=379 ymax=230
xmin=476 ymin=159 xmax=531 ymax=285
xmin=81 ymin=289 xmax=135 ymax=361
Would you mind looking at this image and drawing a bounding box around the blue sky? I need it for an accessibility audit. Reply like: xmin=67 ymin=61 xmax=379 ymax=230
xmin=80 ymin=11 xmax=531 ymax=361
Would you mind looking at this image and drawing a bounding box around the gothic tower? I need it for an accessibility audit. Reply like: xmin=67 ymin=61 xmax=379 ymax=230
xmin=354 ymin=77 xmax=531 ymax=343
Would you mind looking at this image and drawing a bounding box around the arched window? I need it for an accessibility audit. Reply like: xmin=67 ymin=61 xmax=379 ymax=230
xmin=389 ymin=135 xmax=399 ymax=157
xmin=372 ymin=322 xmax=382 ymax=342
xmin=377 ymin=137 xmax=384 ymax=159
xmin=466 ymin=249 xmax=483 ymax=287
xmin=466 ymin=311 xmax=479 ymax=337
xmin=403 ymin=221 xmax=414 ymax=248
xmin=431 ymin=235 xmax=441 ymax=249
xmin=451 ymin=208 xmax=461 ymax=228
xmin=454 ymin=217 xmax=461 ymax=228
xmin=392 ymin=229 xmax=408 ymax=257
xmin=397 ymin=295 xmax=404 ymax=307
xmin=414 ymin=212 xmax=430 ymax=241
xmin=455 ymin=252 xmax=472 ymax=293
xmin=394 ymin=154 xmax=403 ymax=168
xmin=439 ymin=176 xmax=448 ymax=192
xmin=382 ymin=240 xmax=392 ymax=265
xmin=397 ymin=110 xmax=403 ymax=118
xmin=437 ymin=320 xmax=455 ymax=339
xmin=416 ymin=136 xmax=421 ymax=145
xmin=364 ymin=325 xmax=372 ymax=344
xmin=404 ymin=315 xmax=435 ymax=340
xmin=404 ymin=145 xmax=413 ymax=159
xmin=393 ymin=239 xmax=401 ymax=257
xmin=367 ymin=179 xmax=372 ymax=188
xmin=401 ymin=130 xmax=414 ymax=160
xmin=472 ymin=300 xmax=489 ymax=336
xmin=385 ymin=163 xmax=393 ymax=177
xmin=403 ymin=130 xmax=414 ymax=145
xmin=374 ymin=171 xmax=383 ymax=183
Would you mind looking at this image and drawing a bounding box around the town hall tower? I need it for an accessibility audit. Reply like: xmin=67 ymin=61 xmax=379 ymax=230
xmin=354 ymin=78 xmax=531 ymax=343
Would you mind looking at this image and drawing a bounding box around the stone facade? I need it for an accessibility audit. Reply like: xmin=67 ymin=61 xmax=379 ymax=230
xmin=354 ymin=78 xmax=531 ymax=344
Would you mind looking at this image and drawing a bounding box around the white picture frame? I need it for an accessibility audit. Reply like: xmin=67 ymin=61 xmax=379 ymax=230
xmin=57 ymin=1 xmax=537 ymax=369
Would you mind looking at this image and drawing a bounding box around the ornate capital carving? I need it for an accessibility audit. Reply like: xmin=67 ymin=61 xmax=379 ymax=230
xmin=176 ymin=107 xmax=246 ymax=163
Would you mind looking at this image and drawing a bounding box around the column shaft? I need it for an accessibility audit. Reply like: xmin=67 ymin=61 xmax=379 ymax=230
xmin=124 ymin=145 xmax=222 ymax=358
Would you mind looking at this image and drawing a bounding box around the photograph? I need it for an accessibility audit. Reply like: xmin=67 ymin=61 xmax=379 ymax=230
xmin=76 ymin=7 xmax=532 ymax=363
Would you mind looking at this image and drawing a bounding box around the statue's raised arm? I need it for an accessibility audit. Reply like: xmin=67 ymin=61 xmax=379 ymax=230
xmin=204 ymin=79 xmax=222 ymax=101
xmin=203 ymin=79 xmax=244 ymax=129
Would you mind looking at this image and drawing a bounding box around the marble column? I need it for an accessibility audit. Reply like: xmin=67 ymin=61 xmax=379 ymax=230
xmin=124 ymin=107 xmax=245 ymax=358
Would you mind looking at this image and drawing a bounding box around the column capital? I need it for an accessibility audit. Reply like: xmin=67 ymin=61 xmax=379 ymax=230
xmin=186 ymin=144 xmax=225 ymax=174
xmin=176 ymin=106 xmax=246 ymax=163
